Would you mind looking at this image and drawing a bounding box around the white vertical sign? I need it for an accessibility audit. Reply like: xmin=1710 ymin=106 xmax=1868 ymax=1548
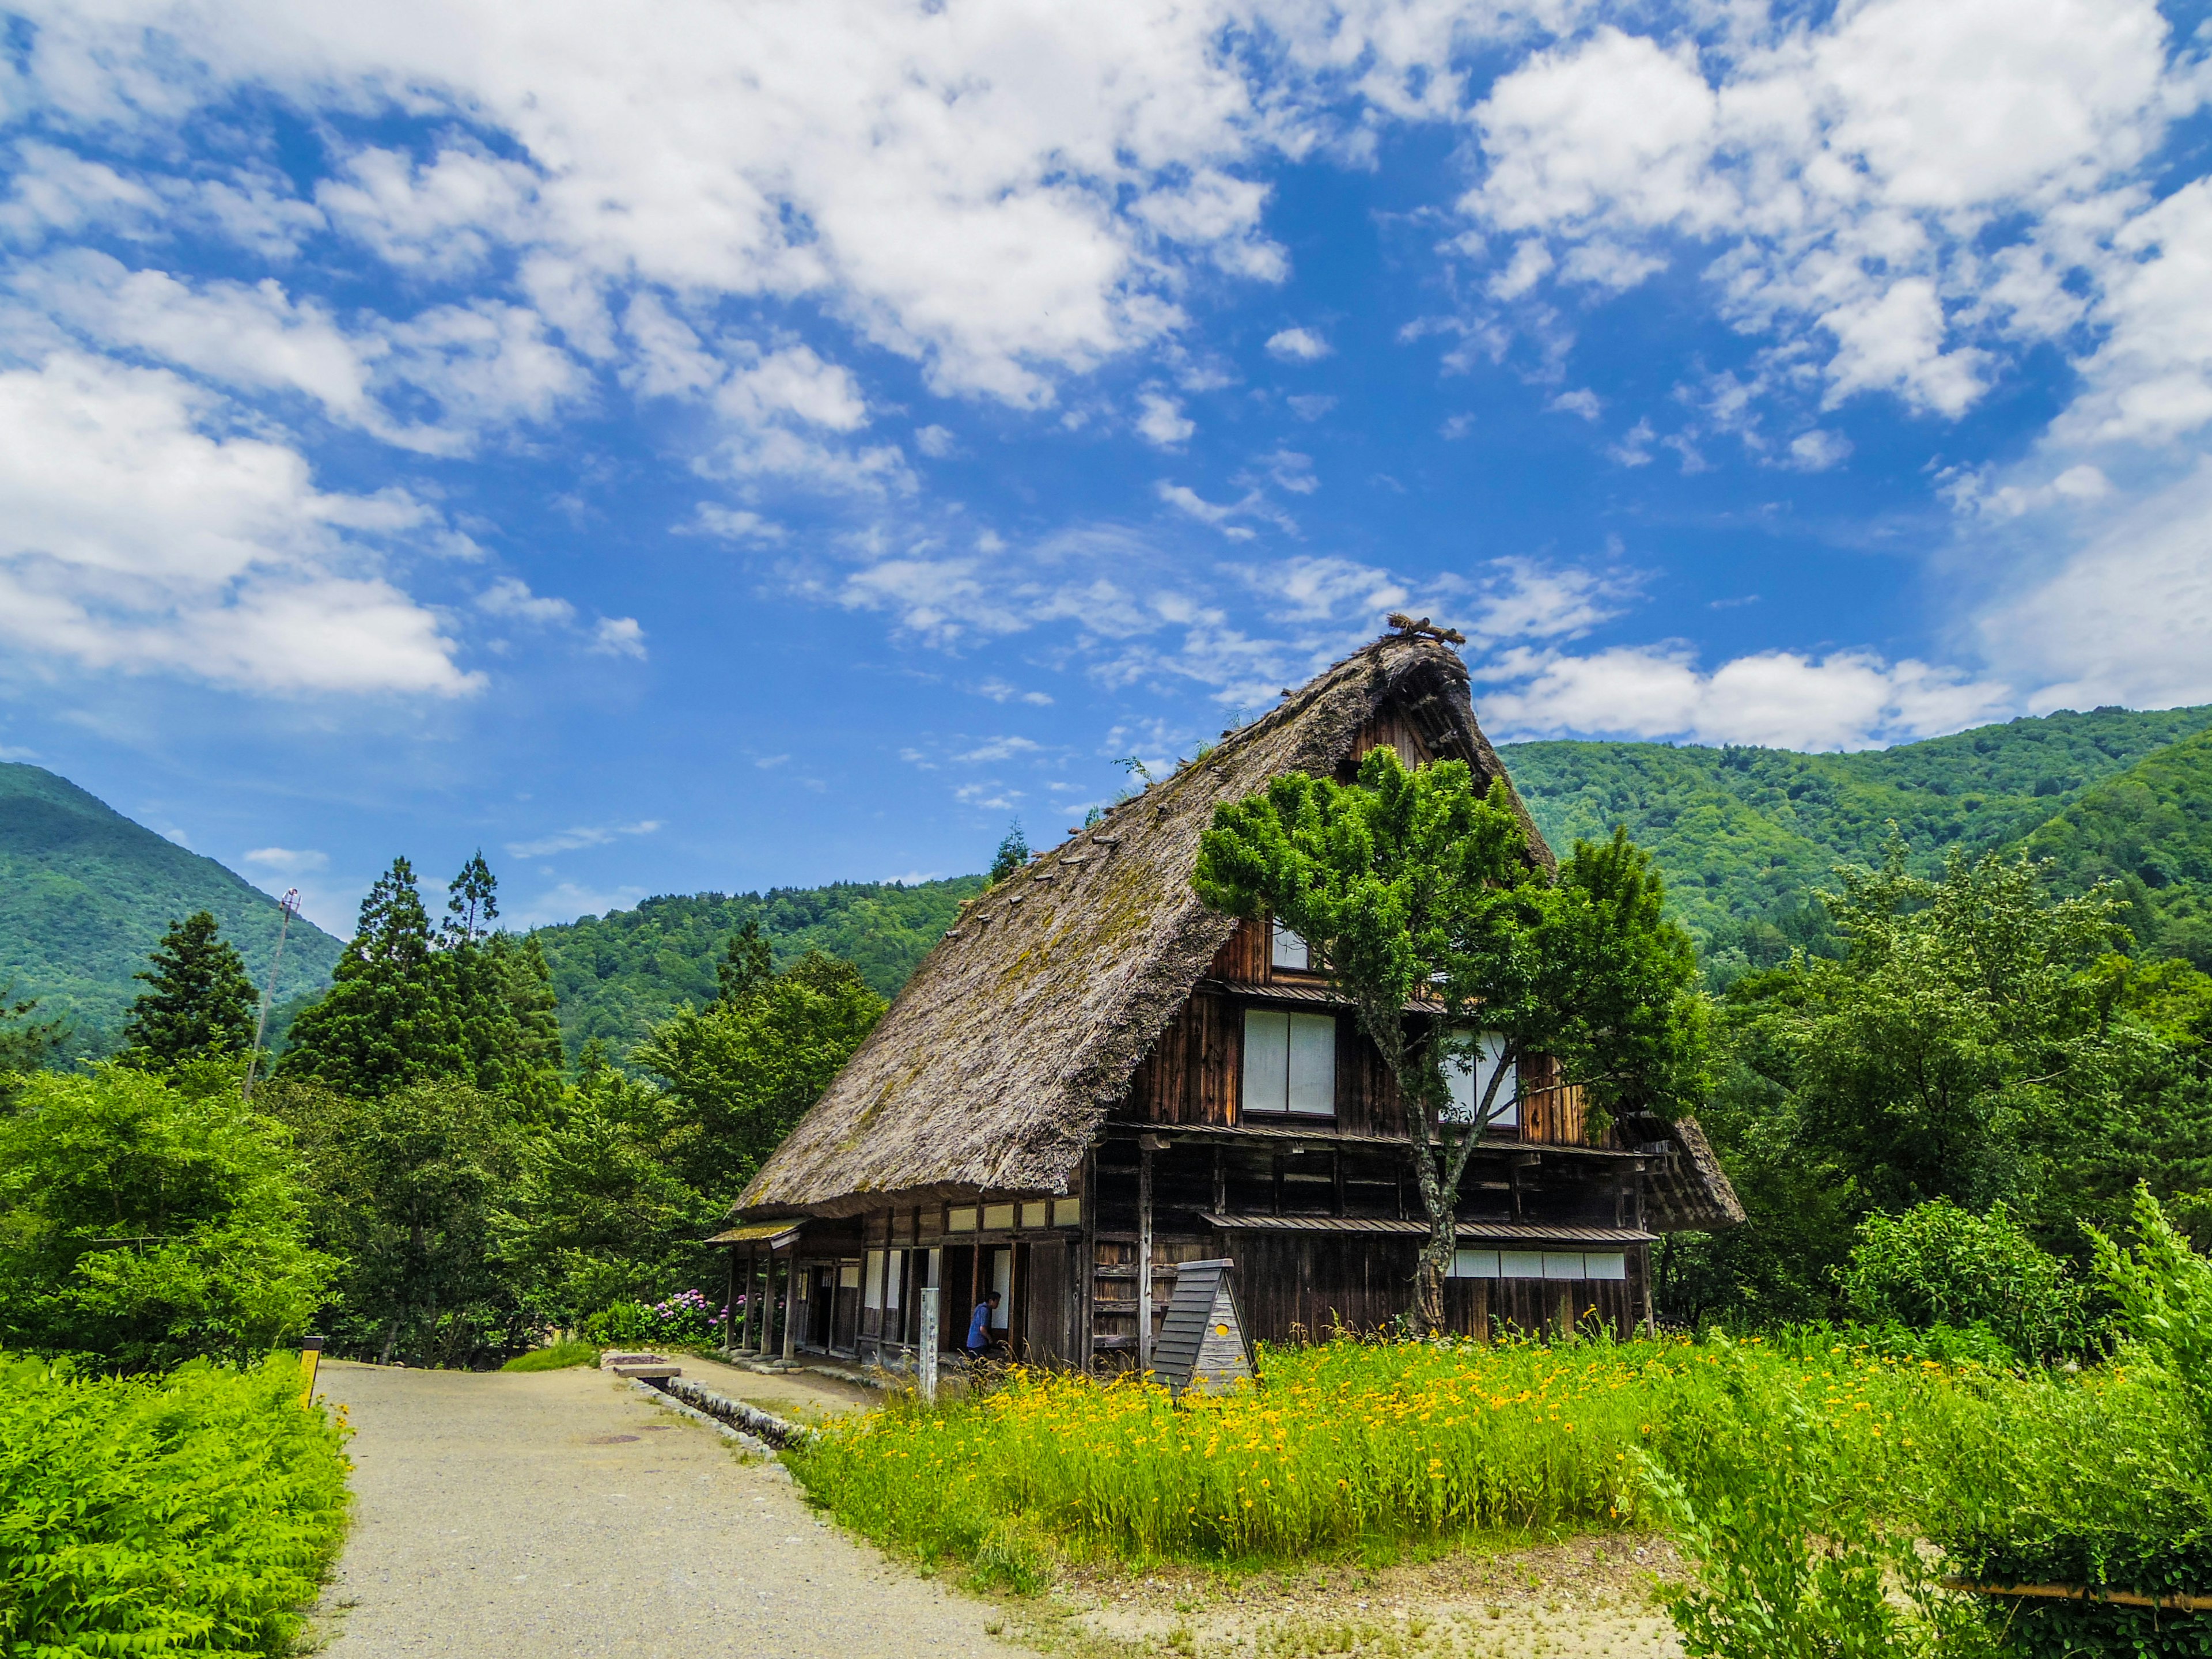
xmin=916 ymin=1287 xmax=939 ymax=1404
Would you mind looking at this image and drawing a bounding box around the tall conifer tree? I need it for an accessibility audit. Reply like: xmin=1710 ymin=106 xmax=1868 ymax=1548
xmin=281 ymin=858 xmax=465 ymax=1097
xmin=121 ymin=911 xmax=257 ymax=1067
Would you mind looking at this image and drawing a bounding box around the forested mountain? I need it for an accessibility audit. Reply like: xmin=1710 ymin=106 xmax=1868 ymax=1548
xmin=528 ymin=877 xmax=984 ymax=1060
xmin=2020 ymin=725 xmax=2212 ymax=967
xmin=0 ymin=763 xmax=343 ymax=1048
xmin=1501 ymin=702 xmax=2212 ymax=978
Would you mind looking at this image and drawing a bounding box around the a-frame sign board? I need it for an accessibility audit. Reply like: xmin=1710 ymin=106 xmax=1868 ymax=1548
xmin=1153 ymin=1257 xmax=1254 ymax=1398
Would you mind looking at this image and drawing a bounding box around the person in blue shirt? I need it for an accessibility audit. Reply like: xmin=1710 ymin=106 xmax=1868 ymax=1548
xmin=965 ymin=1290 xmax=1002 ymax=1359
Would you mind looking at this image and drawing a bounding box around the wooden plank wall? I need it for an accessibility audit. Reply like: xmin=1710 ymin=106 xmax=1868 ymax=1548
xmin=1340 ymin=709 xmax=1437 ymax=781
xmin=1126 ymin=992 xmax=1239 ymax=1124
xmin=1225 ymin=1232 xmax=1643 ymax=1344
xmin=1208 ymin=917 xmax=1270 ymax=981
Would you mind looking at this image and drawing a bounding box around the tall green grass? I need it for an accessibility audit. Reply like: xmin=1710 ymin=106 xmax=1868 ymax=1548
xmin=788 ymin=1332 xmax=1975 ymax=1567
xmin=0 ymin=1354 xmax=351 ymax=1657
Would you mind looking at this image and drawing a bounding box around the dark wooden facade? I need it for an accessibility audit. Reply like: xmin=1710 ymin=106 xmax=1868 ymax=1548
xmin=728 ymin=902 xmax=1660 ymax=1372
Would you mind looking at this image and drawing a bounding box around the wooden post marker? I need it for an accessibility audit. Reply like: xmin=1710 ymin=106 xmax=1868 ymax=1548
xmin=297 ymin=1336 xmax=324 ymax=1408
xmin=916 ymin=1287 xmax=940 ymax=1403
xmin=1153 ymin=1259 xmax=1253 ymax=1399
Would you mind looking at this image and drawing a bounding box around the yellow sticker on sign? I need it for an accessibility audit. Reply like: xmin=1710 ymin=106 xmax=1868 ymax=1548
xmin=1216 ymin=1323 xmax=1230 ymax=1336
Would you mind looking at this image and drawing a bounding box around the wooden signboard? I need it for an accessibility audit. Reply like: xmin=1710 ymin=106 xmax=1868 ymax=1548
xmin=1153 ymin=1258 xmax=1253 ymax=1398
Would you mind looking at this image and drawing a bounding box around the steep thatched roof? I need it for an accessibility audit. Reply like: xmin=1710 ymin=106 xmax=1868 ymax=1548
xmin=738 ymin=634 xmax=1522 ymax=1216
xmin=736 ymin=631 xmax=1740 ymax=1232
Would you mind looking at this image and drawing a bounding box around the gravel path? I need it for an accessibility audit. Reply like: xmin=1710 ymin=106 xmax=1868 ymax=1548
xmin=313 ymin=1360 xmax=1014 ymax=1659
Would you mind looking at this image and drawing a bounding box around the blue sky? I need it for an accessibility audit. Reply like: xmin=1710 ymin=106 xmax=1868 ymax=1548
xmin=2 ymin=0 xmax=2210 ymax=935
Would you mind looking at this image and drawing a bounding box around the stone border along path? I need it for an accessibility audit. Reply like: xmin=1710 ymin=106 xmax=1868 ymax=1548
xmin=311 ymin=1359 xmax=1016 ymax=1658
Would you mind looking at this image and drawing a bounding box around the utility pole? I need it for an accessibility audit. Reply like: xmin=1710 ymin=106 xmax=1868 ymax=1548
xmin=241 ymin=888 xmax=301 ymax=1104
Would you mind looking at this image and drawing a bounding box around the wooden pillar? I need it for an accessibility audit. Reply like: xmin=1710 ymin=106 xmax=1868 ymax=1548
xmin=1078 ymin=1153 xmax=1097 ymax=1372
xmin=1137 ymin=1141 xmax=1155 ymax=1374
xmin=723 ymin=1247 xmax=738 ymax=1350
xmin=781 ymin=1254 xmax=797 ymax=1361
xmin=761 ymin=1251 xmax=778 ymax=1356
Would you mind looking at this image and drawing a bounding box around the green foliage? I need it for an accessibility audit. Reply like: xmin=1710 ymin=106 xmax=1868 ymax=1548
xmin=280 ymin=854 xmax=562 ymax=1111
xmin=1840 ymin=1202 xmax=2089 ymax=1362
xmin=279 ymin=857 xmax=461 ymax=1097
xmin=1679 ymin=838 xmax=2212 ymax=1325
xmin=2024 ymin=726 xmax=2212 ymax=969
xmin=1194 ymin=747 xmax=1707 ymax=1324
xmin=581 ymin=1290 xmax=721 ymax=1347
xmin=1501 ymin=702 xmax=2212 ymax=976
xmin=0 ymin=980 xmax=69 ymax=1078
xmin=527 ymin=877 xmax=980 ymax=1060
xmin=488 ymin=1051 xmax=717 ymax=1327
xmin=0 ymin=1068 xmax=333 ymax=1370
xmin=501 ymin=1338 xmax=600 ymax=1372
xmin=266 ymin=1077 xmax=523 ymax=1368
xmin=988 ymin=820 xmax=1029 ymax=886
xmin=0 ymin=760 xmax=343 ymax=1050
xmin=630 ymin=947 xmax=885 ymax=1205
xmin=0 ymin=1354 xmax=351 ymax=1658
xmin=120 ymin=911 xmax=258 ymax=1069
xmin=1638 ymin=1344 xmax=1999 ymax=1659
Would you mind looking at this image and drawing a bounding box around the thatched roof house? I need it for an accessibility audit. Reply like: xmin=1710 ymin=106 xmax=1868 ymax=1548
xmin=721 ymin=631 xmax=1741 ymax=1369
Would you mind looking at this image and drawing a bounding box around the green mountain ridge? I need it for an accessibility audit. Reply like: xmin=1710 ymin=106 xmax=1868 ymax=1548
xmin=1500 ymin=703 xmax=2212 ymax=974
xmin=0 ymin=762 xmax=346 ymax=1046
xmin=529 ymin=878 xmax=986 ymax=1061
xmin=9 ymin=700 xmax=2210 ymax=1063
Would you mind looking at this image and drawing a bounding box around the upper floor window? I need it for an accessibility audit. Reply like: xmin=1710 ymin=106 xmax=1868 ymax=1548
xmin=1270 ymin=919 xmax=1310 ymax=972
xmin=1242 ymin=1007 xmax=1335 ymax=1116
xmin=1441 ymin=1029 xmax=1518 ymax=1129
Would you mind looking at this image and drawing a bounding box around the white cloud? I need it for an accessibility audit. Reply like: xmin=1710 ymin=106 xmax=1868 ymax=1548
xmin=1135 ymin=390 xmax=1195 ymax=448
xmin=242 ymin=846 xmax=328 ymax=873
xmin=1265 ymin=327 xmax=1331 ymax=362
xmin=1547 ymin=388 xmax=1601 ymax=420
xmin=1478 ymin=643 xmax=2013 ymax=749
xmin=1262 ymin=448 xmax=1317 ymax=494
xmin=914 ymin=423 xmax=957 ymax=457
xmin=588 ymin=616 xmax=647 ymax=659
xmin=1975 ymin=456 xmax=2212 ymax=713
xmin=953 ymin=736 xmax=1042 ymax=763
xmin=974 ymin=677 xmax=1054 ymax=706
xmin=0 ymin=352 xmax=476 ymax=696
xmin=684 ymin=503 xmax=787 ymax=542
xmin=1286 ymin=393 xmax=1338 ymax=422
xmin=1155 ymin=480 xmax=1267 ymax=539
xmin=1786 ymin=429 xmax=1854 ymax=471
xmin=1607 ymin=418 xmax=1656 ymax=467
xmin=506 ymin=879 xmax=649 ymax=927
xmin=1460 ymin=0 xmax=2181 ymax=423
xmin=1465 ymin=556 xmax=1635 ymax=645
xmin=476 ymin=576 xmax=576 ymax=626
xmin=316 ymin=143 xmax=539 ymax=275
xmin=504 ymin=819 xmax=662 ymax=859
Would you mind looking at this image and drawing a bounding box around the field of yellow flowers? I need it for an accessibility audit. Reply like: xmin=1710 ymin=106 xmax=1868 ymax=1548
xmin=787 ymin=1332 xmax=1987 ymax=1570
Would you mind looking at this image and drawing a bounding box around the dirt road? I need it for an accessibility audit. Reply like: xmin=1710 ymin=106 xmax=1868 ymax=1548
xmin=313 ymin=1360 xmax=1013 ymax=1659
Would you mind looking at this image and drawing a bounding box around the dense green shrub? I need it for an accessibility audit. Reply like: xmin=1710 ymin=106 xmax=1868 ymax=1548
xmin=582 ymin=1290 xmax=721 ymax=1348
xmin=1840 ymin=1201 xmax=2092 ymax=1362
xmin=0 ymin=1354 xmax=350 ymax=1656
xmin=0 ymin=1068 xmax=332 ymax=1370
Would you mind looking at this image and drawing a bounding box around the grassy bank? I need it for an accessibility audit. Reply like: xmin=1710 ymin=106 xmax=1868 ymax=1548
xmin=0 ymin=1354 xmax=351 ymax=1657
xmin=787 ymin=1333 xmax=1980 ymax=1569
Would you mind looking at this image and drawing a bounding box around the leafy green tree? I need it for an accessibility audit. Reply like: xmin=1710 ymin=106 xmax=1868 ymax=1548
xmin=119 ymin=911 xmax=258 ymax=1069
xmin=443 ymin=849 xmax=498 ymax=945
xmin=1839 ymin=1199 xmax=2089 ymax=1361
xmin=987 ymin=820 xmax=1029 ymax=887
xmin=0 ymin=1067 xmax=334 ymax=1369
xmin=632 ymin=947 xmax=885 ymax=1203
xmin=497 ymin=933 xmax=566 ymax=1111
xmin=1194 ymin=746 xmax=1710 ymax=1330
xmin=1682 ymin=840 xmax=2212 ymax=1322
xmin=266 ymin=1076 xmax=522 ymax=1366
xmin=491 ymin=1050 xmax=714 ymax=1325
xmin=280 ymin=857 xmax=465 ymax=1097
xmin=0 ymin=982 xmax=70 ymax=1078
